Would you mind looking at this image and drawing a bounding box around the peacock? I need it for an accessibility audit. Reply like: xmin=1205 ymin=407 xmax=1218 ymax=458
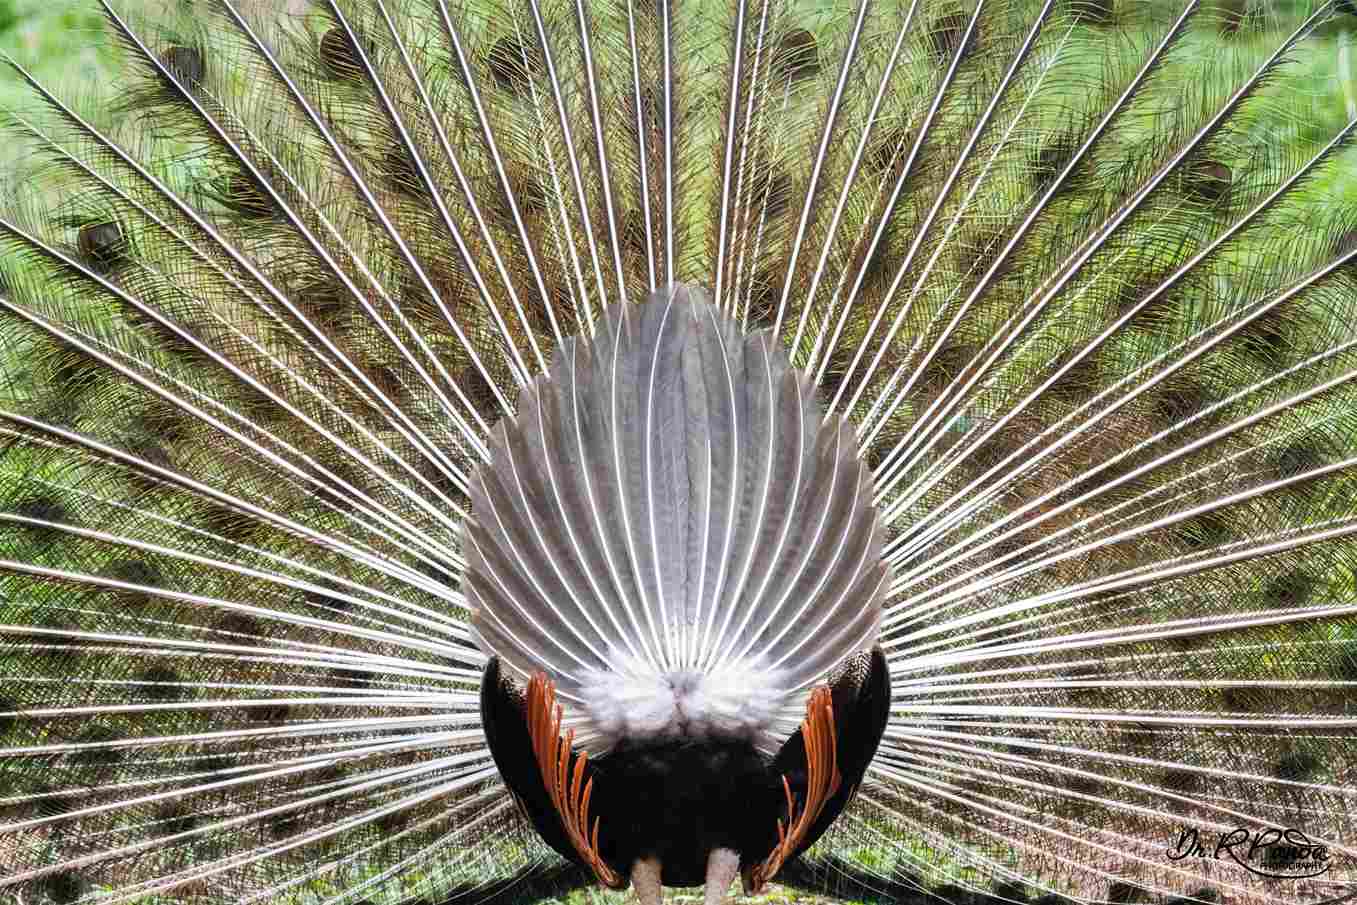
xmin=1 ymin=0 xmax=1356 ymax=902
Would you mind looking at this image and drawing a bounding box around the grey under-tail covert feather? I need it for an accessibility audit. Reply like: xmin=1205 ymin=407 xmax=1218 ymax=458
xmin=1 ymin=0 xmax=1356 ymax=903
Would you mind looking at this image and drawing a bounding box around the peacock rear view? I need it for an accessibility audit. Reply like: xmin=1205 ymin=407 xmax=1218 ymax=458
xmin=1 ymin=0 xmax=1355 ymax=902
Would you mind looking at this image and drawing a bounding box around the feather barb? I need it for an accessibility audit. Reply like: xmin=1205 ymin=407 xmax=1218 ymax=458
xmin=748 ymin=686 xmax=841 ymax=891
xmin=526 ymin=673 xmax=622 ymax=888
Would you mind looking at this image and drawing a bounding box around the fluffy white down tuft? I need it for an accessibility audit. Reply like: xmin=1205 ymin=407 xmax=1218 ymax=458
xmin=580 ymin=661 xmax=789 ymax=750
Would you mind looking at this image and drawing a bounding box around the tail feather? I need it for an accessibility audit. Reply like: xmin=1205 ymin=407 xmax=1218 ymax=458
xmin=466 ymin=288 xmax=885 ymax=753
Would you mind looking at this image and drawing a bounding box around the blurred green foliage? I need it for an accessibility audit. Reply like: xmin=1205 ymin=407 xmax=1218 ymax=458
xmin=0 ymin=1 xmax=21 ymax=35
xmin=0 ymin=0 xmax=117 ymax=173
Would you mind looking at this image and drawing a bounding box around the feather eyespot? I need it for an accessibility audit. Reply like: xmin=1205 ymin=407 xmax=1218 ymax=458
xmin=774 ymin=29 xmax=820 ymax=82
xmin=487 ymin=37 xmax=540 ymax=94
xmin=319 ymin=27 xmax=366 ymax=81
xmin=161 ymin=45 xmax=204 ymax=88
xmin=1068 ymin=0 xmax=1114 ymax=26
xmin=77 ymin=221 xmax=127 ymax=274
xmin=926 ymin=11 xmax=973 ymax=62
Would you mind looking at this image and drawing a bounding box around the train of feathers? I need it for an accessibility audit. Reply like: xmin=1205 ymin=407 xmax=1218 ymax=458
xmin=0 ymin=0 xmax=1356 ymax=903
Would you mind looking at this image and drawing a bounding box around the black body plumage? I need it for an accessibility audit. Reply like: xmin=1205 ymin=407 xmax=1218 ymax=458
xmin=595 ymin=738 xmax=781 ymax=886
xmin=2 ymin=0 xmax=1357 ymax=903
xmin=481 ymin=647 xmax=890 ymax=891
